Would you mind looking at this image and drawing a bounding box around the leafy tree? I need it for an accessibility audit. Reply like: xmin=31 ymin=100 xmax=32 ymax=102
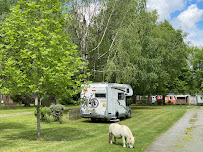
xmin=104 ymin=3 xmax=188 ymax=104
xmin=0 ymin=0 xmax=87 ymax=139
xmin=65 ymin=0 xmax=189 ymax=102
xmin=187 ymin=47 xmax=203 ymax=93
xmin=151 ymin=21 xmax=188 ymax=102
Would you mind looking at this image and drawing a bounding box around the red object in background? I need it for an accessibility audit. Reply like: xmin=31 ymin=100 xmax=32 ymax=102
xmin=83 ymin=90 xmax=88 ymax=93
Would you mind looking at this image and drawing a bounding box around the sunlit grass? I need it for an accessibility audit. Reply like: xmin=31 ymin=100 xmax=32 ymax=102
xmin=0 ymin=105 xmax=192 ymax=152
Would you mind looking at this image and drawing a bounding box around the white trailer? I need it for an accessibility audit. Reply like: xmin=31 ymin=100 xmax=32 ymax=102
xmin=80 ymin=82 xmax=133 ymax=121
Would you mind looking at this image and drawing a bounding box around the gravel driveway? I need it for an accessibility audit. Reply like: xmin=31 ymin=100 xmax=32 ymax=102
xmin=145 ymin=106 xmax=203 ymax=152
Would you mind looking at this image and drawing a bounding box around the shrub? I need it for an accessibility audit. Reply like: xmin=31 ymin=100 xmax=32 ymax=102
xmin=34 ymin=107 xmax=51 ymax=122
xmin=50 ymin=104 xmax=65 ymax=122
xmin=157 ymin=99 xmax=163 ymax=105
xmin=142 ymin=98 xmax=146 ymax=105
xmin=167 ymin=100 xmax=173 ymax=105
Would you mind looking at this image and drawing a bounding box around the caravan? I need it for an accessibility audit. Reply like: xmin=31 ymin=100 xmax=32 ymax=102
xmin=80 ymin=82 xmax=133 ymax=121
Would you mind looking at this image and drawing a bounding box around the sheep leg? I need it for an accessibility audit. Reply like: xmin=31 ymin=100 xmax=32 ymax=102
xmin=122 ymin=136 xmax=126 ymax=147
xmin=114 ymin=137 xmax=118 ymax=144
xmin=109 ymin=133 xmax=112 ymax=144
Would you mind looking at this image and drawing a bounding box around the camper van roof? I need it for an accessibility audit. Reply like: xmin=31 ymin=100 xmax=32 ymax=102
xmin=83 ymin=82 xmax=132 ymax=89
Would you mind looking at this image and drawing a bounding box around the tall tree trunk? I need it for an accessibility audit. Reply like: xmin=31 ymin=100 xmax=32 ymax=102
xmin=147 ymin=92 xmax=151 ymax=105
xmin=133 ymin=94 xmax=136 ymax=104
xmin=37 ymin=0 xmax=41 ymax=140
xmin=162 ymin=95 xmax=165 ymax=105
xmin=36 ymin=96 xmax=40 ymax=139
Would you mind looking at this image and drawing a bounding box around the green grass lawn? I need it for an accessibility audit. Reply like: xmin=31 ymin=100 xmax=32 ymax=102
xmin=0 ymin=105 xmax=192 ymax=152
xmin=0 ymin=104 xmax=79 ymax=115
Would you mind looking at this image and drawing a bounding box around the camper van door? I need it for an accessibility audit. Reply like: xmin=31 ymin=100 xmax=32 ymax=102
xmin=111 ymin=88 xmax=126 ymax=117
xmin=117 ymin=92 xmax=126 ymax=117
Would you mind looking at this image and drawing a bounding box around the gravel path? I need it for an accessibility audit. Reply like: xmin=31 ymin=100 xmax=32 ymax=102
xmin=0 ymin=112 xmax=34 ymax=118
xmin=145 ymin=106 xmax=203 ymax=152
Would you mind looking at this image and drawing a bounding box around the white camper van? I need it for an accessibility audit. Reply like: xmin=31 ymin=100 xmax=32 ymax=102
xmin=80 ymin=82 xmax=133 ymax=121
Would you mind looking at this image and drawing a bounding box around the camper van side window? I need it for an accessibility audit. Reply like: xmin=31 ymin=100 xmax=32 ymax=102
xmin=118 ymin=93 xmax=124 ymax=100
xmin=95 ymin=93 xmax=106 ymax=98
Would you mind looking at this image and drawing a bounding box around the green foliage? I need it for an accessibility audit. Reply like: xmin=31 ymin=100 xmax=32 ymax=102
xmin=172 ymin=47 xmax=203 ymax=94
xmin=167 ymin=100 xmax=174 ymax=105
xmin=188 ymin=47 xmax=203 ymax=93
xmin=34 ymin=107 xmax=51 ymax=122
xmin=0 ymin=0 xmax=10 ymax=15
xmin=0 ymin=0 xmax=19 ymax=21
xmin=0 ymin=0 xmax=88 ymax=139
xmin=41 ymin=95 xmax=56 ymax=107
xmin=0 ymin=0 xmax=87 ymax=101
xmin=10 ymin=95 xmax=34 ymax=106
xmin=66 ymin=0 xmax=189 ymax=97
xmin=50 ymin=104 xmax=65 ymax=122
xmin=104 ymin=4 xmax=187 ymax=96
xmin=10 ymin=95 xmax=22 ymax=103
xmin=34 ymin=104 xmax=65 ymax=122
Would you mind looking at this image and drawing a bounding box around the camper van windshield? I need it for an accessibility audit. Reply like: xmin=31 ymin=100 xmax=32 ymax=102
xmin=95 ymin=93 xmax=106 ymax=98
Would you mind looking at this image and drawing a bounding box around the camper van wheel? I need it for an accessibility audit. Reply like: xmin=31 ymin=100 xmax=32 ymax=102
xmin=126 ymin=111 xmax=131 ymax=118
xmin=116 ymin=112 xmax=119 ymax=119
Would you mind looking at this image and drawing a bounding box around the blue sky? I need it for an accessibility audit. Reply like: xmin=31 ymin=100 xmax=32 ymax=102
xmin=147 ymin=0 xmax=203 ymax=47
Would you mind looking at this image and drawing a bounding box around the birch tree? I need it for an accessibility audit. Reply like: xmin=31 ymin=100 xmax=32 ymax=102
xmin=66 ymin=0 xmax=144 ymax=81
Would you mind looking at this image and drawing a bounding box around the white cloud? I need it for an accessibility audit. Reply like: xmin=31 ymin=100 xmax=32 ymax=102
xmin=184 ymin=29 xmax=203 ymax=47
xmin=171 ymin=4 xmax=203 ymax=46
xmin=147 ymin=0 xmax=186 ymax=21
xmin=176 ymin=4 xmax=203 ymax=28
xmin=147 ymin=0 xmax=203 ymax=47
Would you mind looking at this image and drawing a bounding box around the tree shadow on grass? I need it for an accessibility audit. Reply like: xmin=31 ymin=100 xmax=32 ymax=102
xmin=0 ymin=122 xmax=28 ymax=131
xmin=131 ymin=105 xmax=162 ymax=110
xmin=2 ymin=126 xmax=93 ymax=142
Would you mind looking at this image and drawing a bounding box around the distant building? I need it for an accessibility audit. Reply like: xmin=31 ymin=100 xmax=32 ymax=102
xmin=165 ymin=94 xmax=176 ymax=104
xmin=136 ymin=95 xmax=143 ymax=104
xmin=176 ymin=95 xmax=189 ymax=105
xmin=145 ymin=95 xmax=157 ymax=104
xmin=0 ymin=94 xmax=14 ymax=104
xmin=189 ymin=95 xmax=197 ymax=105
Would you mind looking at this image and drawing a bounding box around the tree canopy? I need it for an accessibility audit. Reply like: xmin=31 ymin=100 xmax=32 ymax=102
xmin=0 ymin=0 xmax=87 ymax=138
xmin=65 ymin=0 xmax=195 ymax=98
xmin=0 ymin=0 xmax=201 ymax=103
